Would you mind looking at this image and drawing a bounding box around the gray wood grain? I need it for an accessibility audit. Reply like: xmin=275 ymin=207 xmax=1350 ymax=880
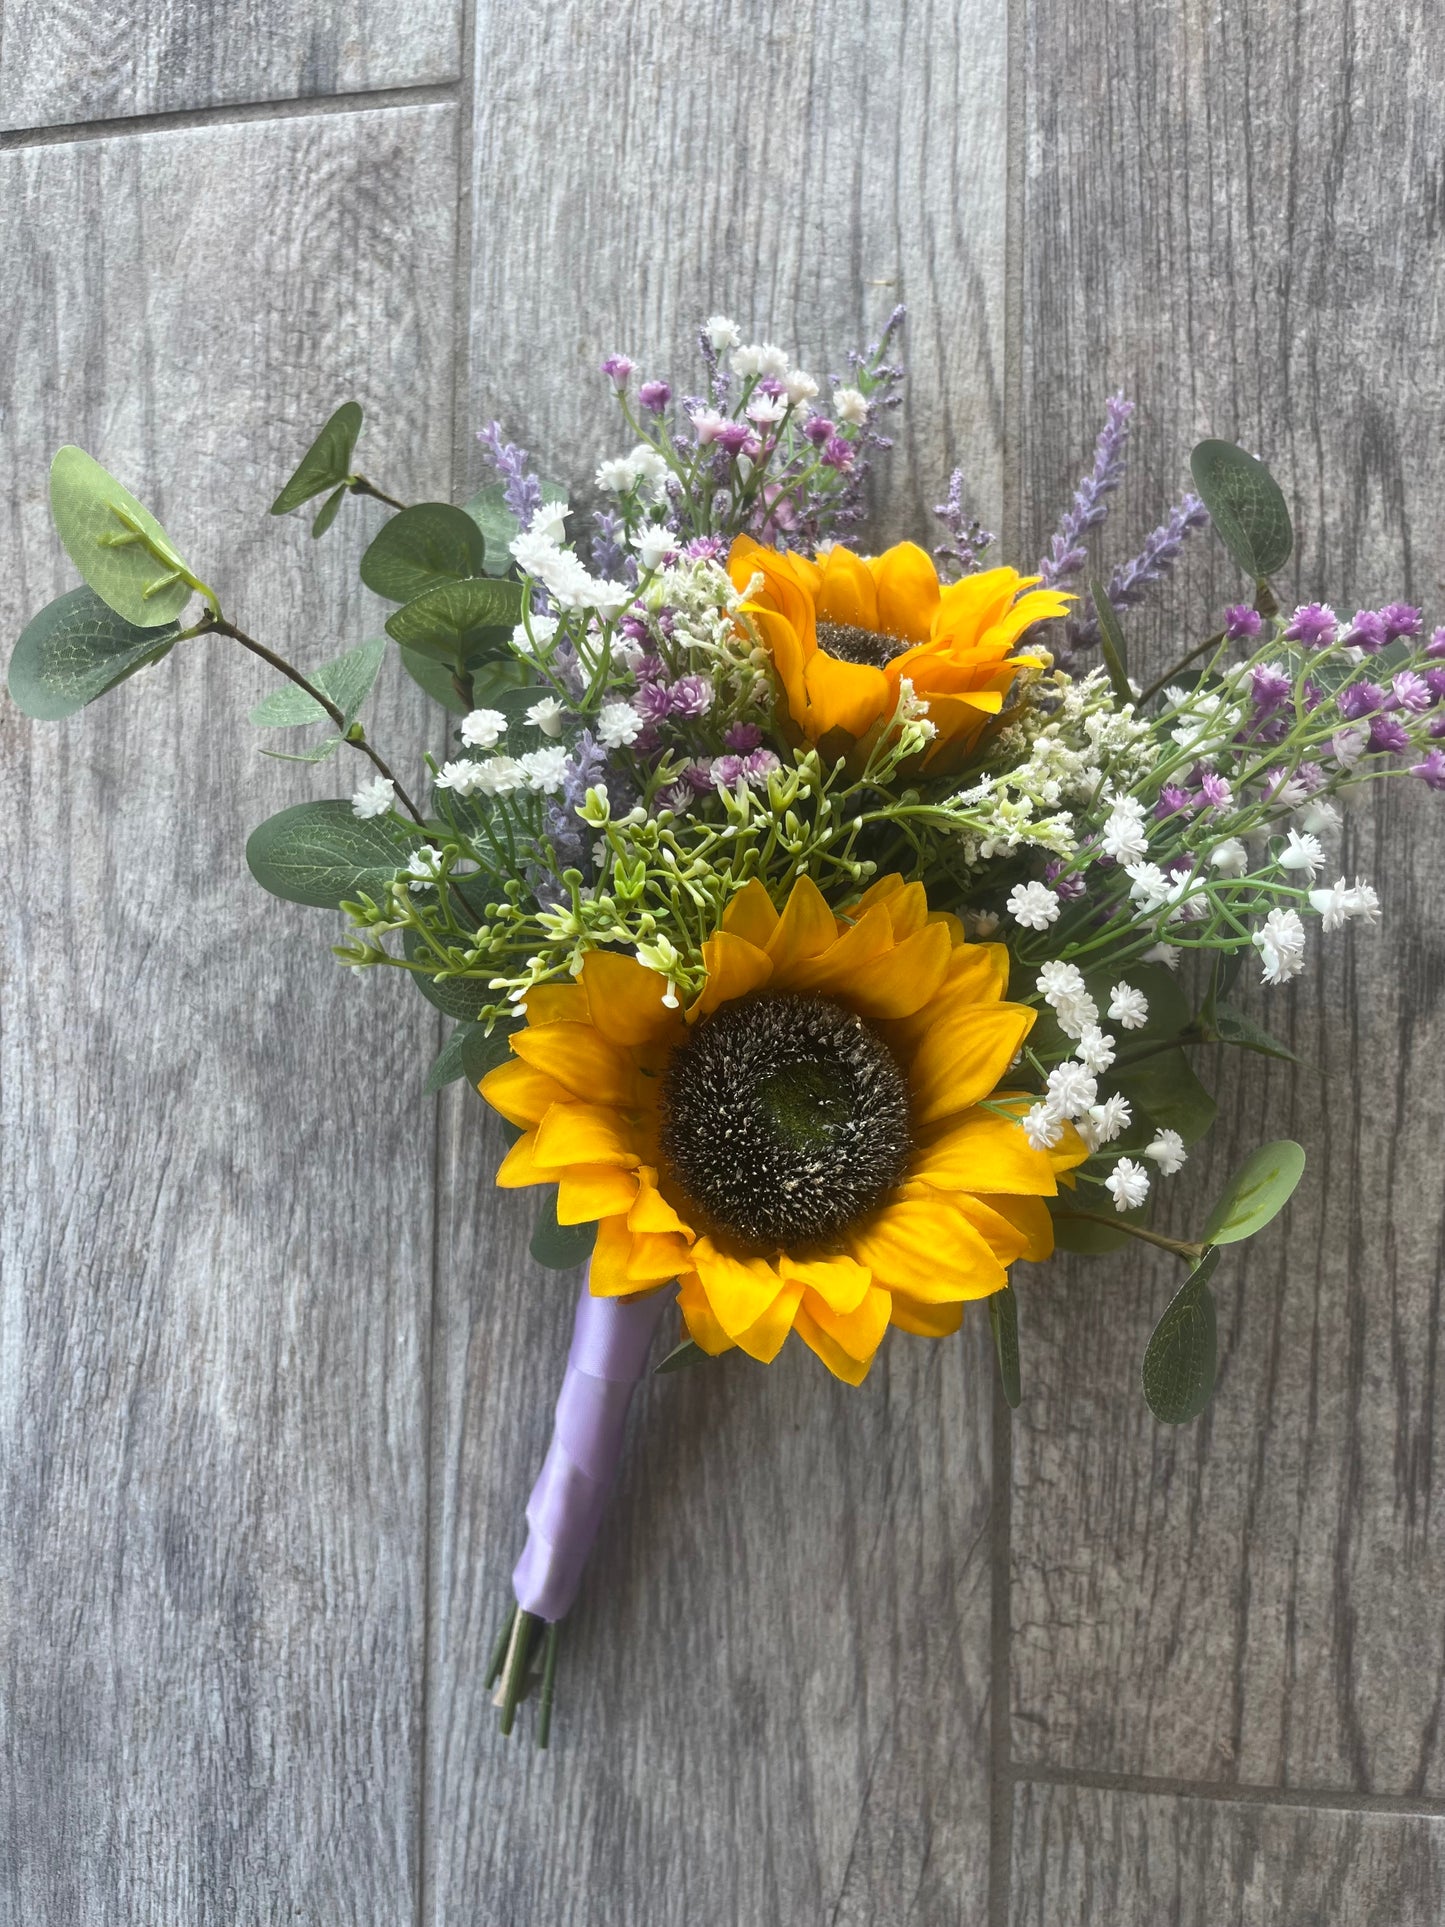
xmin=1011 ymin=1780 xmax=1445 ymax=1927
xmin=428 ymin=4 xmax=1011 ymax=1917
xmin=0 ymin=104 xmax=457 ymax=1922
xmin=0 ymin=0 xmax=459 ymax=132
xmin=1011 ymin=0 xmax=1445 ymax=1795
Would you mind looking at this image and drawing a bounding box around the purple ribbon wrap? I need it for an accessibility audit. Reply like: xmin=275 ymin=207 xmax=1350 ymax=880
xmin=512 ymin=1273 xmax=671 ymax=1622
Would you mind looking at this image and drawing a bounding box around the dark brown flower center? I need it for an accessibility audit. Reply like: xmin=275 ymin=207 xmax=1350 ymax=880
xmin=816 ymin=619 xmax=913 ymax=668
xmin=659 ymin=993 xmax=913 ymax=1252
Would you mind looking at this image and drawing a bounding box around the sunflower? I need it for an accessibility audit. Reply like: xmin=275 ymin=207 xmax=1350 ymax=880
xmin=728 ymin=534 xmax=1069 ymax=772
xmin=480 ymin=874 xmax=1084 ymax=1385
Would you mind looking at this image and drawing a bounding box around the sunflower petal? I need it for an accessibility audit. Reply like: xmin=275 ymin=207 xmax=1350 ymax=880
xmin=803 ymin=651 xmax=892 ymax=737
xmin=779 ymin=1252 xmax=872 ymax=1315
xmin=677 ymin=1273 xmax=736 ymax=1355
xmin=846 ymin=1195 xmax=1008 ymax=1302
xmin=840 ymin=919 xmax=953 ymax=1020
xmin=734 ymin=1274 xmax=807 ymax=1364
xmin=970 ymin=1191 xmax=1054 ymax=1263
xmin=888 ymin=1293 xmax=966 ymax=1339
xmin=793 ymin=1302 xmax=875 ymax=1385
xmin=773 ymin=902 xmax=894 ymax=996
xmin=495 ymin=1128 xmax=547 ymax=1188
xmin=690 ymin=1237 xmax=786 ymax=1339
xmin=556 ymin=1164 xmax=641 ymax=1224
xmin=582 ymin=950 xmax=682 ymax=1046
xmin=532 ymin=1102 xmax=641 ymax=1170
xmin=694 ymin=929 xmax=774 ymax=1019
xmin=520 ymin=984 xmax=589 ymax=1025
xmin=815 ymin=544 xmax=880 ymax=629
xmin=589 ymin=1214 xmax=640 ymax=1296
xmin=908 ymin=1001 xmax=1036 ymax=1127
xmin=627 ymin=1167 xmax=694 ymax=1240
xmin=721 ymin=878 xmax=781 ymax=948
xmin=766 ymin=875 xmax=839 ymax=970
xmin=512 ymin=1020 xmax=638 ymax=1105
xmin=479 ymin=1057 xmax=571 ymax=1127
xmin=869 ymin=541 xmax=940 ymax=644
xmin=909 ymin=1106 xmax=1061 ymax=1196
xmin=801 ymin=1282 xmax=892 ymax=1361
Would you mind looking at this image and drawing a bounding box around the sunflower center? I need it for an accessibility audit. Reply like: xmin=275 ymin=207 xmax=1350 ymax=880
xmin=816 ymin=619 xmax=913 ymax=668
xmin=659 ymin=994 xmax=912 ymax=1251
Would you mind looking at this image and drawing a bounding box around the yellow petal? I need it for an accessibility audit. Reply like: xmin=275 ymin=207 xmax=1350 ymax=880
xmin=589 ymin=1214 xmax=640 ymax=1296
xmin=627 ymin=1167 xmax=694 ymax=1239
xmin=881 ymin=941 xmax=1011 ymax=1055
xmin=909 ymin=1107 xmax=1060 ymax=1197
xmin=838 ymin=919 xmax=954 ymax=1020
xmin=934 ymin=567 xmax=1030 ymax=639
xmin=677 ymin=1273 xmax=736 ymax=1356
xmin=954 ymin=1194 xmax=1033 ymax=1265
xmin=556 ymin=1164 xmax=640 ymax=1225
xmin=801 ymin=1282 xmax=892 ymax=1361
xmin=520 ymin=984 xmax=589 ymax=1025
xmin=624 ymin=1230 xmax=693 ymax=1285
xmin=721 ymin=878 xmax=781 ymax=948
xmin=815 ymin=544 xmax=880 ymax=629
xmin=766 ymin=875 xmax=839 ymax=971
xmin=802 ymin=650 xmax=892 ymax=737
xmin=793 ymin=1302 xmax=875 ymax=1385
xmin=773 ymin=902 xmax=894 ymax=996
xmin=779 ymin=1252 xmax=873 ymax=1315
xmin=694 ymin=929 xmax=774 ymax=1019
xmin=869 ymin=541 xmax=940 ymax=644
xmin=495 ymin=1128 xmax=546 ymax=1188
xmin=908 ymin=1002 xmax=1036 ymax=1127
xmin=743 ymin=602 xmax=810 ymax=723
xmin=846 ymin=1195 xmax=1007 ymax=1302
xmin=532 ymin=1102 xmax=641 ymax=1171
xmin=734 ymin=1274 xmax=806 ymax=1363
xmin=971 ymin=1191 xmax=1054 ymax=1263
xmin=888 ymin=1293 xmax=965 ymax=1339
xmin=582 ymin=950 xmax=682 ymax=1047
xmin=690 ymin=1237 xmax=785 ymax=1339
xmin=512 ymin=1020 xmax=638 ymax=1105
xmin=479 ymin=1057 xmax=571 ymax=1127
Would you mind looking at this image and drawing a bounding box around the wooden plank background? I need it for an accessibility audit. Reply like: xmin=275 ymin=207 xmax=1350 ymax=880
xmin=0 ymin=2 xmax=1441 ymax=1921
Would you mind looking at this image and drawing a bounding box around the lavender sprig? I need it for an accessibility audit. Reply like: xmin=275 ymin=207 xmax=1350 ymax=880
xmin=590 ymin=507 xmax=628 ymax=581
xmin=1037 ymin=392 xmax=1134 ymax=590
xmin=1067 ymin=492 xmax=1211 ymax=651
xmin=933 ymin=467 xmax=996 ymax=579
xmin=477 ymin=420 xmax=543 ymax=528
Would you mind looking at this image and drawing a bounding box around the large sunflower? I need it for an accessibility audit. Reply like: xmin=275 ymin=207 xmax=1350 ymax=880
xmin=480 ymin=874 xmax=1083 ymax=1384
xmin=728 ymin=534 xmax=1069 ymax=772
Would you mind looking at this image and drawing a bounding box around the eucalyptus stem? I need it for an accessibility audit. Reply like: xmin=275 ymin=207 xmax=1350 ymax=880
xmin=1053 ymin=1207 xmax=1205 ymax=1263
xmin=1136 ymin=629 xmax=1226 ymax=709
xmin=198 ymin=612 xmax=424 ymax=823
xmin=348 ymin=475 xmax=407 ymax=512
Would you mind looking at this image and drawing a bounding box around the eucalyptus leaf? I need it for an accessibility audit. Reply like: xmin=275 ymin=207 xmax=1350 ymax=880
xmin=1211 ymin=1002 xmax=1299 ymax=1064
xmin=1089 ymin=576 xmax=1133 ymax=704
xmin=1201 ymin=1140 xmax=1306 ymax=1247
xmin=988 ymin=1284 xmax=1022 ymax=1408
xmin=1084 ymin=962 xmax=1191 ymax=1045
xmin=49 ymin=447 xmax=195 ymax=627
xmin=399 ymin=647 xmax=469 ymax=712
xmin=8 ymin=585 xmax=180 ymax=719
xmin=248 ymin=636 xmax=386 ymax=729
xmin=655 ymin=1339 xmax=711 ymax=1375
xmin=360 ymin=503 xmax=488 ymax=603
xmin=1113 ymin=1047 xmax=1217 ymax=1146
xmin=530 ymin=1191 xmax=598 ymax=1270
xmin=1142 ymin=1247 xmax=1221 ymax=1424
xmin=424 ymin=1023 xmax=479 ymax=1094
xmin=1189 ymin=440 xmax=1293 ymax=581
xmin=311 ymin=486 xmax=347 ymax=538
xmin=270 ymin=401 xmax=363 ymax=515
xmin=245 ymin=799 xmax=414 ymax=910
xmin=385 ymin=578 xmax=526 ymax=661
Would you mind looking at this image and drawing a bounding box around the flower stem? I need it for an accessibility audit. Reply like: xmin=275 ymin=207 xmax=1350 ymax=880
xmin=348 ymin=475 xmax=407 ymax=511
xmin=198 ymin=611 xmax=424 ymax=822
xmin=491 ymin=1604 xmax=544 ymax=1740
xmin=1053 ymin=1207 xmax=1205 ymax=1263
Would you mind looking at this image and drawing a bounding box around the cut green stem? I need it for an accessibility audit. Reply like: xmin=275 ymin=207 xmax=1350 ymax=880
xmin=1053 ymin=1208 xmax=1205 ymax=1264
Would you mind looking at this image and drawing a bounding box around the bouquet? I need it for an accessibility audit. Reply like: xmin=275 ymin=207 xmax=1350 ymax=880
xmin=13 ymin=309 xmax=1443 ymax=1746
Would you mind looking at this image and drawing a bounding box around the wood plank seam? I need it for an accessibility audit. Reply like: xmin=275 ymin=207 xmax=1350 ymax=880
xmin=0 ymin=80 xmax=460 ymax=152
xmin=1016 ymin=1766 xmax=1445 ymax=1820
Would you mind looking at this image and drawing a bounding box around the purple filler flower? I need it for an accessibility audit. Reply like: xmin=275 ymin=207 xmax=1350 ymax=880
xmin=633 ymin=681 xmax=672 ymax=724
xmin=600 ymin=354 xmax=635 ymax=388
xmin=1343 ymin=610 xmax=1389 ymax=652
xmin=1338 ymin=681 xmax=1385 ymax=719
xmin=1250 ymin=664 xmax=1293 ymax=712
xmin=714 ymin=422 xmax=752 ymax=456
xmin=822 ymin=436 xmax=855 ymax=471
xmin=1428 ymin=628 xmax=1445 ymax=660
xmin=637 ymin=379 xmax=671 ymax=414
xmin=1155 ymin=784 xmax=1193 ymax=821
xmin=1382 ymin=602 xmax=1423 ymax=640
xmin=1411 ymin=749 xmax=1445 ymax=790
xmin=1225 ymin=605 xmax=1264 ymax=642
xmin=1368 ymin=715 xmax=1410 ymax=753
xmin=1198 ymin=769 xmax=1233 ymax=810
xmin=1389 ymin=670 xmax=1432 ymax=714
xmin=724 ymin=721 xmax=763 ymax=752
xmin=803 ymin=415 xmax=835 ymax=446
xmin=1283 ymin=603 xmax=1337 ymax=648
xmin=669 ymin=674 xmax=714 ymax=718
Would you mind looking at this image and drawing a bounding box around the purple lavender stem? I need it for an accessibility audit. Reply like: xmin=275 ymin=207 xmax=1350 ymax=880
xmin=476 ymin=420 xmax=543 ymax=528
xmin=512 ymin=1276 xmax=673 ymax=1622
xmin=933 ymin=467 xmax=996 ymax=579
xmin=1067 ymin=492 xmax=1210 ymax=651
xmin=1037 ymin=392 xmax=1134 ymax=591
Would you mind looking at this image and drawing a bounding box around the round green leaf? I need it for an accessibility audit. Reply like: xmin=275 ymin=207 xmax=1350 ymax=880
xmin=385 ymin=578 xmax=526 ymax=661
xmin=530 ymin=1190 xmax=598 ymax=1270
xmin=360 ymin=503 xmax=488 ymax=604
xmin=8 ymin=585 xmax=180 ymax=719
xmin=401 ymin=928 xmax=493 ymax=1020
xmin=398 ymin=646 xmax=469 ymax=713
xmin=1201 ymin=1140 xmax=1306 ymax=1247
xmin=271 ymin=402 xmax=363 ymax=515
xmin=245 ymin=799 xmax=414 ymax=910
xmin=1189 ymin=440 xmax=1292 ymax=581
xmin=1142 ymin=1248 xmax=1220 ymax=1425
xmin=463 ymin=478 xmax=569 ymax=575
xmin=49 ymin=447 xmax=195 ymax=627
